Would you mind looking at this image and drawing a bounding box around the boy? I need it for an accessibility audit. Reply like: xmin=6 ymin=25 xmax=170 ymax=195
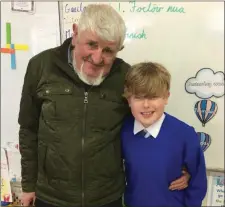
xmin=121 ymin=62 xmax=207 ymax=207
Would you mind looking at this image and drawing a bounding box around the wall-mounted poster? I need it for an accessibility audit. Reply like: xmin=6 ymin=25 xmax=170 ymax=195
xmin=207 ymin=173 xmax=224 ymax=206
xmin=197 ymin=132 xmax=211 ymax=152
xmin=185 ymin=68 xmax=224 ymax=99
xmin=194 ymin=99 xmax=218 ymax=127
xmin=11 ymin=1 xmax=35 ymax=13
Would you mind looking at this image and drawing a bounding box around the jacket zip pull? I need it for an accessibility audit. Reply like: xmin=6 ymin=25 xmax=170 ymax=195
xmin=84 ymin=92 xmax=88 ymax=104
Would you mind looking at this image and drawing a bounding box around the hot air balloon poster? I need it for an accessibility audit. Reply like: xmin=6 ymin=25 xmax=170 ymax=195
xmin=194 ymin=99 xmax=218 ymax=127
xmin=197 ymin=132 xmax=211 ymax=152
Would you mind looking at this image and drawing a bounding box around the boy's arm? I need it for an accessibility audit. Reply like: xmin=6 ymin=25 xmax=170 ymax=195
xmin=184 ymin=127 xmax=207 ymax=207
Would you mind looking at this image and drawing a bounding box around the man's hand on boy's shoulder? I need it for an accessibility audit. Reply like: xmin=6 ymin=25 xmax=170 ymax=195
xmin=169 ymin=170 xmax=191 ymax=191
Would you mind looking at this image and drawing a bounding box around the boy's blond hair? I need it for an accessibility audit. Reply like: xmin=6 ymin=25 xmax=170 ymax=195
xmin=124 ymin=62 xmax=171 ymax=99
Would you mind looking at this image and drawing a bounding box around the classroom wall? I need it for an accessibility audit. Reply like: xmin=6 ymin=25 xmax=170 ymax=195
xmin=59 ymin=1 xmax=224 ymax=171
xmin=1 ymin=1 xmax=224 ymax=206
xmin=1 ymin=2 xmax=60 ymax=146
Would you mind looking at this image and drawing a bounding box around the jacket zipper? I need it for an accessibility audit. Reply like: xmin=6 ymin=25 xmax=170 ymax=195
xmin=82 ymin=90 xmax=88 ymax=207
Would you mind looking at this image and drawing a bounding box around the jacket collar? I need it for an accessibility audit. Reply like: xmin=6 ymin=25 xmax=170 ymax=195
xmin=68 ymin=41 xmax=73 ymax=67
xmin=58 ymin=37 xmax=73 ymax=63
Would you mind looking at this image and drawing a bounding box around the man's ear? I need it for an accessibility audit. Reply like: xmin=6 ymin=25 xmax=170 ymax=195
xmin=72 ymin=23 xmax=78 ymax=36
xmin=72 ymin=24 xmax=78 ymax=46
xmin=119 ymin=45 xmax=125 ymax=51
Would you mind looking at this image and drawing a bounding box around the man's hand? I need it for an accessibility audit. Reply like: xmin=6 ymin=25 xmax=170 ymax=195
xmin=21 ymin=192 xmax=36 ymax=206
xmin=169 ymin=170 xmax=191 ymax=191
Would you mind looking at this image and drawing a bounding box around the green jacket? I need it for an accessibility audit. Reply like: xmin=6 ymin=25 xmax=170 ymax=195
xmin=18 ymin=38 xmax=131 ymax=207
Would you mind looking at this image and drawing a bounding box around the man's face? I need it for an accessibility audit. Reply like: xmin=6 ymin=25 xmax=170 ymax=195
xmin=128 ymin=94 xmax=169 ymax=128
xmin=72 ymin=24 xmax=119 ymax=85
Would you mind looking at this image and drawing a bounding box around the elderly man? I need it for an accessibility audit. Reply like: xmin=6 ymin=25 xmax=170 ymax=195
xmin=19 ymin=4 xmax=190 ymax=207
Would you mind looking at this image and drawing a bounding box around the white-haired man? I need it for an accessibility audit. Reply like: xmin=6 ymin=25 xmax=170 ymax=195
xmin=19 ymin=4 xmax=190 ymax=207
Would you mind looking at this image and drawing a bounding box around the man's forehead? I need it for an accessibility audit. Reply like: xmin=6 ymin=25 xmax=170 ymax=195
xmin=80 ymin=30 xmax=117 ymax=47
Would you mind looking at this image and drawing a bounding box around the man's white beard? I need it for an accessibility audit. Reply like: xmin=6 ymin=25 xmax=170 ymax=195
xmin=73 ymin=60 xmax=105 ymax=86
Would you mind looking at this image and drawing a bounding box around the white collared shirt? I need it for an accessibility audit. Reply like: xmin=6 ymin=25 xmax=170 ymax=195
xmin=133 ymin=113 xmax=166 ymax=138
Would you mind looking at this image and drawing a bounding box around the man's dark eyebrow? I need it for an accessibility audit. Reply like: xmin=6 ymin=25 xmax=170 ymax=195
xmin=87 ymin=40 xmax=98 ymax=44
xmin=86 ymin=40 xmax=115 ymax=51
xmin=104 ymin=47 xmax=113 ymax=51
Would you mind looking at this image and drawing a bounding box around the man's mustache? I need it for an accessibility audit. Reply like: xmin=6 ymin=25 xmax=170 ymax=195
xmin=83 ymin=56 xmax=104 ymax=67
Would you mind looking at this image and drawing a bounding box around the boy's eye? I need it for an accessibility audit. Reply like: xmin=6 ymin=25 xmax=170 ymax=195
xmin=134 ymin=96 xmax=144 ymax=100
xmin=150 ymin=96 xmax=159 ymax=100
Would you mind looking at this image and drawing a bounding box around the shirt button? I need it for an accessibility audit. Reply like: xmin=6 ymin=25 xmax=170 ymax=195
xmin=65 ymin=89 xmax=70 ymax=93
xmin=45 ymin=90 xmax=50 ymax=94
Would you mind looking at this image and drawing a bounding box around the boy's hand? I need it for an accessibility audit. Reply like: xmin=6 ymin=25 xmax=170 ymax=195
xmin=169 ymin=170 xmax=191 ymax=190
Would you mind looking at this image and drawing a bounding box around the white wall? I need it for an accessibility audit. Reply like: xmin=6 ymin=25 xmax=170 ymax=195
xmin=60 ymin=1 xmax=224 ymax=171
xmin=1 ymin=2 xmax=60 ymax=146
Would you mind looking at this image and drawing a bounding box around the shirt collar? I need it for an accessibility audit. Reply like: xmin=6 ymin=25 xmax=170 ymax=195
xmin=133 ymin=113 xmax=166 ymax=138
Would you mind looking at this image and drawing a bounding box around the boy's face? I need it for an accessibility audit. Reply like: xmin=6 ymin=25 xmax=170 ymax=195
xmin=128 ymin=93 xmax=170 ymax=128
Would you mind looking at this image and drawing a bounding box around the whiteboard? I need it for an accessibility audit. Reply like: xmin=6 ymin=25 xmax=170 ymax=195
xmin=59 ymin=1 xmax=224 ymax=171
xmin=1 ymin=2 xmax=61 ymax=147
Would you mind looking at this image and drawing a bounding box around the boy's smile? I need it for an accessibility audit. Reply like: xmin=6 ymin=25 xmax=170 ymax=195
xmin=141 ymin=111 xmax=154 ymax=118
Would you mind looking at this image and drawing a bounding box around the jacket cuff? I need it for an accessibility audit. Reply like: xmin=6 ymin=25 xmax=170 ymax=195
xmin=22 ymin=182 xmax=36 ymax=192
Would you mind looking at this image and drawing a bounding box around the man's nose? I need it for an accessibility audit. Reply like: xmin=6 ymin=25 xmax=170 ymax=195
xmin=91 ymin=49 xmax=103 ymax=65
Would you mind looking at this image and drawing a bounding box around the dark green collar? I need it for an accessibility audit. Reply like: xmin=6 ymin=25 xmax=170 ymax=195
xmin=68 ymin=42 xmax=73 ymax=67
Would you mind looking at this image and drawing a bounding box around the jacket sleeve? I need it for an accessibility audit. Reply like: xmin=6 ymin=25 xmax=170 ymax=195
xmin=18 ymin=57 xmax=42 ymax=192
xmin=184 ymin=127 xmax=207 ymax=207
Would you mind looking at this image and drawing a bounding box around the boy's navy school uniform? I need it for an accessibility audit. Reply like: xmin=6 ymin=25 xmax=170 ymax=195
xmin=121 ymin=112 xmax=207 ymax=207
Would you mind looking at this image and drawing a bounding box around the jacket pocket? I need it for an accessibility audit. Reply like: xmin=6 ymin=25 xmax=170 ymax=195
xmin=93 ymin=142 xmax=120 ymax=178
xmin=108 ymin=143 xmax=119 ymax=176
xmin=91 ymin=91 xmax=129 ymax=131
xmin=43 ymin=85 xmax=73 ymax=95
xmin=39 ymin=84 xmax=78 ymax=121
xmin=44 ymin=146 xmax=61 ymax=180
xmin=38 ymin=144 xmax=71 ymax=188
xmin=99 ymin=89 xmax=126 ymax=104
xmin=112 ymin=139 xmax=123 ymax=175
xmin=37 ymin=144 xmax=47 ymax=181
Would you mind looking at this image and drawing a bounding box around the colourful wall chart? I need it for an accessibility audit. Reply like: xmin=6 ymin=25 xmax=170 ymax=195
xmin=0 ymin=22 xmax=29 ymax=69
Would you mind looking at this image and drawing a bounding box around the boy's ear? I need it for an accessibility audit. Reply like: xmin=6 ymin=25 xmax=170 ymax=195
xmin=165 ymin=92 xmax=170 ymax=105
xmin=127 ymin=97 xmax=131 ymax=106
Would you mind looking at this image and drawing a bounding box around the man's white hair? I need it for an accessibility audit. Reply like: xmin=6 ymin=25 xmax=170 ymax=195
xmin=78 ymin=4 xmax=126 ymax=50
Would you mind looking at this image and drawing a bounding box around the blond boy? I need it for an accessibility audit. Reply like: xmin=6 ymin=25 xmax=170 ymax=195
xmin=121 ymin=62 xmax=207 ymax=207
